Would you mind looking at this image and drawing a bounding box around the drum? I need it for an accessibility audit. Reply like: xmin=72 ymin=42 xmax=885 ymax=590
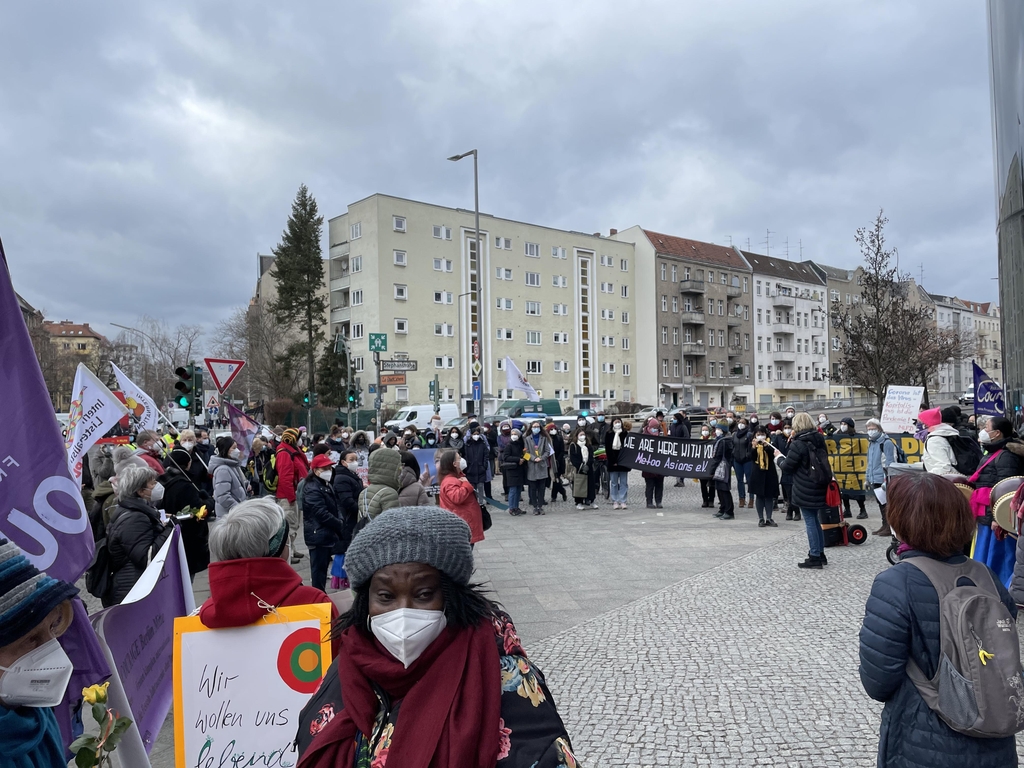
xmin=991 ymin=476 xmax=1024 ymax=533
xmin=941 ymin=474 xmax=975 ymax=504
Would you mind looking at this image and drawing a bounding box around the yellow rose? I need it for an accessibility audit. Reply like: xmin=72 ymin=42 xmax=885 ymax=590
xmin=82 ymin=682 xmax=109 ymax=705
xmin=196 ymin=505 xmax=208 ymax=521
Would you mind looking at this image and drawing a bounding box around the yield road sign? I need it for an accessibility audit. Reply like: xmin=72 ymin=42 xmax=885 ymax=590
xmin=368 ymin=334 xmax=388 ymax=353
xmin=203 ymin=358 xmax=246 ymax=392
xmin=380 ymin=373 xmax=407 ymax=386
xmin=380 ymin=360 xmax=418 ymax=372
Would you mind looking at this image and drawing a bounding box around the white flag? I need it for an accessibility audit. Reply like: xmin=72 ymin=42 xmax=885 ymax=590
xmin=505 ymin=356 xmax=540 ymax=402
xmin=65 ymin=363 xmax=129 ymax=484
xmin=109 ymin=360 xmax=159 ymax=432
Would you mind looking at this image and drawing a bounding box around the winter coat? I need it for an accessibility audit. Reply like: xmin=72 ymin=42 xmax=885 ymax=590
xmin=463 ymin=436 xmax=494 ymax=485
xmin=329 ymin=464 xmax=362 ymax=553
xmin=0 ymin=703 xmax=66 ymax=768
xmin=859 ymin=551 xmax=1018 ymax=768
xmin=440 ymin=435 xmax=465 ymax=452
xmin=569 ymin=442 xmax=598 ymax=499
xmin=669 ymin=419 xmax=690 ymax=439
xmin=275 ymin=442 xmax=310 ymax=504
xmin=210 ymin=455 xmax=247 ymax=514
xmin=166 ymin=446 xmax=211 ymax=494
xmin=397 ymin=466 xmax=430 ymax=506
xmin=501 ymin=439 xmax=527 ymax=487
xmin=780 ymin=429 xmax=830 ymax=510
xmin=748 ymin=441 xmax=779 ymax=499
xmin=770 ymin=432 xmax=794 ymax=486
xmin=731 ymin=428 xmax=754 ymax=463
xmin=708 ymin=433 xmax=734 ymax=490
xmin=439 ymin=474 xmax=484 ymax=543
xmin=105 ymin=497 xmax=173 ymax=606
xmin=159 ymin=467 xmax=213 ymax=577
xmin=302 ymin=474 xmax=344 ymax=549
xmin=922 ymin=424 xmax=962 ymax=476
xmin=524 ymin=433 xmax=554 ymax=482
xmin=137 ymin=448 xmax=165 ymax=474
xmin=89 ymin=478 xmax=117 ymax=540
xmin=549 ymin=430 xmax=566 ymax=476
xmin=199 ymin=555 xmax=339 ymax=657
xmin=605 ymin=428 xmax=632 ymax=473
xmin=356 ymin=448 xmax=402 ymax=521
xmin=974 ymin=438 xmax=1024 ymax=489
xmin=867 ymin=431 xmax=898 ymax=485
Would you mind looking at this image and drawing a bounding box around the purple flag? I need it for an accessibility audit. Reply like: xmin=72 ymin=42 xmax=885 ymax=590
xmin=0 ymin=239 xmax=94 ymax=579
xmin=227 ymin=401 xmax=261 ymax=456
xmin=973 ymin=360 xmax=1005 ymax=418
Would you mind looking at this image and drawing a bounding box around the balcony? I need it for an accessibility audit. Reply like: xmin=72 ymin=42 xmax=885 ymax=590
xmin=329 ymin=275 xmax=351 ymax=292
xmin=681 ymin=342 xmax=706 ymax=356
xmin=679 ymin=280 xmax=706 ymax=294
xmin=726 ymin=284 xmax=742 ymax=298
xmin=727 ymin=315 xmax=742 ymax=327
xmin=772 ymin=292 xmax=795 ymax=308
xmin=728 ymin=345 xmax=744 ymax=357
xmin=773 ymin=322 xmax=795 ymax=334
xmin=330 ymin=306 xmax=351 ymax=324
xmin=773 ymin=378 xmax=809 ymax=390
xmin=680 ymin=311 xmax=706 ymax=325
xmin=683 ymin=375 xmax=707 ymax=385
xmin=773 ymin=349 xmax=796 ymax=362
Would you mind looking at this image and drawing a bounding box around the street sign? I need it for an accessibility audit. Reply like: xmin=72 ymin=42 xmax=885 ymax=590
xmin=472 ymin=360 xmax=482 ymax=377
xmin=368 ymin=334 xmax=388 ymax=353
xmin=374 ymin=397 xmax=382 ymax=409
xmin=203 ymin=358 xmax=246 ymax=393
xmin=380 ymin=373 xmax=407 ymax=386
xmin=380 ymin=360 xmax=418 ymax=372
xmin=472 ymin=340 xmax=480 ymax=359
xmin=472 ymin=381 xmax=482 ymax=401
xmin=368 ymin=384 xmax=377 ymax=394
xmin=206 ymin=392 xmax=220 ymax=409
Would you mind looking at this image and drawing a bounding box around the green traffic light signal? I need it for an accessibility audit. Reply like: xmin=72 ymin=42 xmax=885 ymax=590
xmin=174 ymin=364 xmax=195 ymax=410
xmin=302 ymin=391 xmax=310 ymax=407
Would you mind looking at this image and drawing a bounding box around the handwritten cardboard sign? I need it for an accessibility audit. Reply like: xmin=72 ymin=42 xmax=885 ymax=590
xmin=880 ymin=386 xmax=925 ymax=434
xmin=173 ymin=603 xmax=332 ymax=768
xmin=616 ymin=433 xmax=716 ymax=477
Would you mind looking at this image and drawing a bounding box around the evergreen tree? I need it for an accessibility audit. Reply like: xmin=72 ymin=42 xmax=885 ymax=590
xmin=269 ymin=184 xmax=326 ymax=396
xmin=316 ymin=338 xmax=352 ymax=408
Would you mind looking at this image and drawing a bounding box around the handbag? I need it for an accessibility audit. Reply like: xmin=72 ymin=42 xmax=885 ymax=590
xmin=967 ymin=450 xmax=1003 ymax=519
xmin=480 ymin=503 xmax=493 ymax=531
xmin=826 ymin=479 xmax=841 ymax=508
xmin=713 ymin=460 xmax=729 ymax=483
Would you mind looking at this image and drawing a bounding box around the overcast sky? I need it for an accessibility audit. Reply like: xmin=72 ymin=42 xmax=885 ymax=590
xmin=0 ymin=1 xmax=998 ymax=340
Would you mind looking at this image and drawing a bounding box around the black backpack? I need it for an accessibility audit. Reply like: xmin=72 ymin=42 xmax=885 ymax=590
xmin=945 ymin=435 xmax=983 ymax=476
xmin=84 ymin=538 xmax=114 ymax=600
xmin=807 ymin=442 xmax=833 ymax=485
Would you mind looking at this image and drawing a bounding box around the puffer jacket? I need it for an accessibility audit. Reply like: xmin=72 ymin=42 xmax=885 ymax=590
xmin=605 ymin=428 xmax=631 ymax=473
xmin=105 ymin=497 xmax=173 ymax=606
xmin=439 ymin=474 xmax=484 ymax=543
xmin=974 ymin=438 xmax=1024 ymax=489
xmin=780 ymin=429 xmax=830 ymax=509
xmin=731 ymin=428 xmax=754 ymax=463
xmin=398 ymin=466 xmax=430 ymax=506
xmin=275 ymin=442 xmax=310 ymax=504
xmin=356 ymin=448 xmax=402 ymax=521
xmin=302 ymin=474 xmax=343 ymax=549
xmin=329 ymin=464 xmax=362 ymax=554
xmin=159 ymin=467 xmax=213 ymax=577
xmin=860 ymin=551 xmax=1018 ymax=767
xmin=867 ymin=430 xmax=898 ymax=485
xmin=708 ymin=432 xmax=733 ymax=489
xmin=501 ymin=437 xmax=527 ymax=486
xmin=210 ymin=455 xmax=247 ymax=514
xmin=770 ymin=432 xmax=794 ymax=486
xmin=922 ymin=424 xmax=961 ymax=476
xmin=463 ymin=436 xmax=494 ymax=485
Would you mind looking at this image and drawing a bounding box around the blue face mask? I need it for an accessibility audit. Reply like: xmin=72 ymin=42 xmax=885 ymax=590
xmin=532 ymin=427 xmax=541 ymax=435
xmin=597 ymin=416 xmax=605 ymax=422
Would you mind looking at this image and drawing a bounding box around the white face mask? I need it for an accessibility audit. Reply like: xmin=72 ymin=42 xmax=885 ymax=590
xmin=181 ymin=440 xmax=195 ymax=450
xmin=701 ymin=430 xmax=710 ymax=437
xmin=839 ymin=424 xmax=848 ymax=433
xmin=613 ymin=424 xmax=622 ymax=432
xmin=578 ymin=436 xmax=587 ymax=444
xmin=866 ymin=429 xmax=879 ymax=439
xmin=229 ymin=448 xmax=241 ymax=460
xmin=0 ymin=637 xmax=74 ymax=708
xmin=818 ymin=417 xmax=827 ymax=425
xmin=370 ymin=608 xmax=448 ymax=668
xmin=316 ymin=469 xmax=332 ymax=480
xmin=404 ymin=432 xmax=412 ymax=437
xmin=458 ymin=458 xmax=468 ymax=471
xmin=510 ymin=434 xmax=520 ymax=441
xmin=342 ymin=433 xmax=350 ymax=439
xmin=472 ymin=434 xmax=481 ymax=441
xmin=201 ymin=438 xmax=210 ymax=445
xmin=149 ymin=482 xmax=165 ymax=506
xmin=979 ymin=429 xmax=991 ymax=444
xmin=345 ymin=460 xmax=358 ymax=471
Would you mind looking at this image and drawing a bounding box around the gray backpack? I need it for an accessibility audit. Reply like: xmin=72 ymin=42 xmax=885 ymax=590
xmin=905 ymin=557 xmax=1024 ymax=738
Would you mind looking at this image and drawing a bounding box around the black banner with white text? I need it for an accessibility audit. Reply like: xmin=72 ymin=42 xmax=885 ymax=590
xmin=616 ymin=433 xmax=716 ymax=478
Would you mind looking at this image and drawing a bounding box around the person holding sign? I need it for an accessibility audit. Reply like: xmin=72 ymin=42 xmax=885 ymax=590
xmin=0 ymin=538 xmax=80 ymax=767
xmin=296 ymin=506 xmax=579 ymax=767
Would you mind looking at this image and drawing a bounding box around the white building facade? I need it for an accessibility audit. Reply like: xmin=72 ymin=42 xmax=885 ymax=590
xmin=930 ymin=294 xmax=975 ymax=397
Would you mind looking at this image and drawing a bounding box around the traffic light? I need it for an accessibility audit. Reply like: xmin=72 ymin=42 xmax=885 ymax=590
xmin=192 ymin=369 xmax=204 ymax=416
xmin=429 ymin=380 xmax=436 ymax=399
xmin=347 ymin=386 xmax=357 ymax=405
xmin=302 ymin=391 xmax=311 ymax=408
xmin=174 ymin=364 xmax=196 ymax=410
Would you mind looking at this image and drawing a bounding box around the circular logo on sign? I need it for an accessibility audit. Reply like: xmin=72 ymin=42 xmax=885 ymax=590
xmin=277 ymin=627 xmax=323 ymax=694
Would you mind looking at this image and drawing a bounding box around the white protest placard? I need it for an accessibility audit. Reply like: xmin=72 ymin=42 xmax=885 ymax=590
xmin=173 ymin=604 xmax=332 ymax=767
xmin=880 ymin=385 xmax=925 ymax=434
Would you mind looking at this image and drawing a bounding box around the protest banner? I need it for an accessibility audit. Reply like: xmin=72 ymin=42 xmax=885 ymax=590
xmin=174 ymin=603 xmax=332 ymax=767
xmin=616 ymin=433 xmax=715 ymax=477
xmin=92 ymin=527 xmax=195 ymax=764
xmin=66 ymin=362 xmax=129 ymax=484
xmin=110 ymin=360 xmax=161 ymax=432
xmin=825 ymin=433 xmax=923 ymax=492
xmin=226 ymin=401 xmax=261 ymax=456
xmin=973 ymin=360 xmax=1005 ymax=418
xmin=879 ymin=385 xmax=924 ymax=434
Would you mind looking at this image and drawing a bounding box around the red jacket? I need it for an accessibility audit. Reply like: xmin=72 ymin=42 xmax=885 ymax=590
xmin=199 ymin=556 xmax=339 ymax=656
xmin=139 ymin=451 xmax=165 ymax=474
xmin=439 ymin=475 xmax=484 ymax=543
xmin=275 ymin=443 xmax=310 ymax=503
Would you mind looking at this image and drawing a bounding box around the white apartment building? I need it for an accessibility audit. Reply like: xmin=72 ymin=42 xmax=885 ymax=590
xmin=930 ymin=293 xmax=976 ymax=396
xmin=743 ymin=251 xmax=830 ymax=405
xmin=326 ymin=194 xmax=638 ymax=415
xmin=963 ymin=300 xmax=1002 ymax=381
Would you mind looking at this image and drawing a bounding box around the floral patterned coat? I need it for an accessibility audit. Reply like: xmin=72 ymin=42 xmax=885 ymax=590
xmin=296 ymin=611 xmax=579 ymax=768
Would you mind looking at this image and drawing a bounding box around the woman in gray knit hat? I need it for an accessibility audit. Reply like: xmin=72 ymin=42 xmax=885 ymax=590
xmin=296 ymin=506 xmax=579 ymax=767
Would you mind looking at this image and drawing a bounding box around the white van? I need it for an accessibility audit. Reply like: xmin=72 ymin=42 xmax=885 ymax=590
xmin=385 ymin=403 xmax=460 ymax=431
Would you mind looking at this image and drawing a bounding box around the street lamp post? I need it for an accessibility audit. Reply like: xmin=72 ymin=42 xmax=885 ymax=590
xmin=448 ymin=149 xmax=482 ymax=415
xmin=455 ymin=291 xmax=473 ymax=410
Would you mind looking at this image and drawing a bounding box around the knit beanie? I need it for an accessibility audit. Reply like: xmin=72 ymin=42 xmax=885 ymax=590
xmin=0 ymin=538 xmax=79 ymax=647
xmin=282 ymin=428 xmax=300 ymax=445
xmin=940 ymin=405 xmax=962 ymax=425
xmin=918 ymin=407 xmax=942 ymax=428
xmin=345 ymin=506 xmax=474 ymax=589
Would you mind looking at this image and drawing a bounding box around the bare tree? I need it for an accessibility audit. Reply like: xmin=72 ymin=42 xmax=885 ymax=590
xmin=215 ymin=300 xmax=301 ymax=403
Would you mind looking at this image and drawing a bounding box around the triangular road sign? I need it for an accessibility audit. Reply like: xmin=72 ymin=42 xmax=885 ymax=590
xmin=206 ymin=392 xmax=220 ymax=409
xmin=203 ymin=358 xmax=246 ymax=393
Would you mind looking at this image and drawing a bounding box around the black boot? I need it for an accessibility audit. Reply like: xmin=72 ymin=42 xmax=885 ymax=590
xmin=793 ymin=510 xmax=802 ymax=521
xmin=798 ymin=555 xmax=823 ymax=570
xmin=785 ymin=510 xmax=793 ymax=521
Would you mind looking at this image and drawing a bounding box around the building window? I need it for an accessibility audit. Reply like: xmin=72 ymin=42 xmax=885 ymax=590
xmin=496 ymin=358 xmax=505 ymax=370
xmin=660 ymin=264 xmax=667 ymax=280
xmin=393 ymin=216 xmax=406 ymax=232
xmin=721 ymin=273 xmax=727 ymax=285
xmin=496 ymin=297 xmax=513 ymax=310
xmin=621 ymin=312 xmax=630 ymax=324
xmin=350 ymin=222 xmax=361 ymax=240
xmin=672 ymin=296 xmax=679 ymax=313
xmin=708 ymin=270 xmax=715 ymax=283
xmin=526 ymin=361 xmax=542 ymax=374
xmin=394 ymin=284 xmax=408 ymax=300
xmin=661 ymin=326 xmax=668 ymax=344
xmin=601 ymin=282 xmax=614 ymax=293
xmin=552 ymin=246 xmax=567 ymax=259
xmin=622 ymin=337 xmax=630 ymax=350
xmin=393 ymin=250 xmax=407 ymax=266
xmin=495 ymin=236 xmax=511 ymax=249
xmin=432 ymin=258 xmax=453 ymax=272
xmin=554 ymin=360 xmax=569 ymax=372
xmin=525 ymin=242 xmax=540 ymax=257
xmin=525 ymin=301 xmax=541 ymax=316
xmin=496 ymin=328 xmax=513 ymax=340
xmin=620 ymin=259 xmax=629 ymax=272
xmin=351 ymin=256 xmax=362 ymax=273
xmin=832 ymin=336 xmax=840 ymax=351
xmin=351 ymin=323 xmax=364 ymax=339
xmin=351 ymin=290 xmax=364 ymax=306
xmin=743 ymin=277 xmax=749 ymax=293
xmin=709 ymin=330 xmax=716 ymax=347
xmin=432 ymin=225 xmax=452 ymax=240
xmin=671 ymin=265 xmax=678 ymax=282
xmin=685 ymin=359 xmax=693 ymax=375
xmin=552 ymin=275 xmax=568 ymax=287
xmin=434 ymin=323 xmax=454 ymax=336
xmin=395 ymin=386 xmax=409 ymax=401
xmin=496 ymin=267 xmax=513 ymax=280
xmin=435 ymin=356 xmax=454 ymax=368
xmin=672 ymin=327 xmax=679 ymax=345
xmin=554 ymin=303 xmax=569 ymax=315
xmin=553 ymin=332 xmax=569 ymax=344
xmin=353 ymin=356 xmax=364 ymax=372
xmin=673 ymin=360 xmax=680 ymax=377
xmin=662 ymin=359 xmax=669 ymax=377
xmin=744 ymin=333 xmax=750 ymax=350
xmin=525 ymin=272 xmax=540 ymax=287
xmin=395 ymin=318 xmax=408 ymax=334
xmin=526 ymin=330 xmax=542 ymax=345
xmin=623 ymin=364 xmax=631 ymax=376
xmin=718 ymin=300 xmax=724 ymax=315
xmin=661 ymin=296 xmax=668 ymax=311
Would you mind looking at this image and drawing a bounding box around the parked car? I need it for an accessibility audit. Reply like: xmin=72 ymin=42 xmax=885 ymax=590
xmin=959 ymin=389 xmax=975 ymax=406
xmin=492 ymin=399 xmax=563 ymax=420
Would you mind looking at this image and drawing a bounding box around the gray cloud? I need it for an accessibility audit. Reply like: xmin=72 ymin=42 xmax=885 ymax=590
xmin=0 ymin=0 xmax=998 ymax=339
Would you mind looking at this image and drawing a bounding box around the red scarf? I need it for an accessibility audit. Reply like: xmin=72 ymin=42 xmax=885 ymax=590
xmin=298 ymin=620 xmax=501 ymax=768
